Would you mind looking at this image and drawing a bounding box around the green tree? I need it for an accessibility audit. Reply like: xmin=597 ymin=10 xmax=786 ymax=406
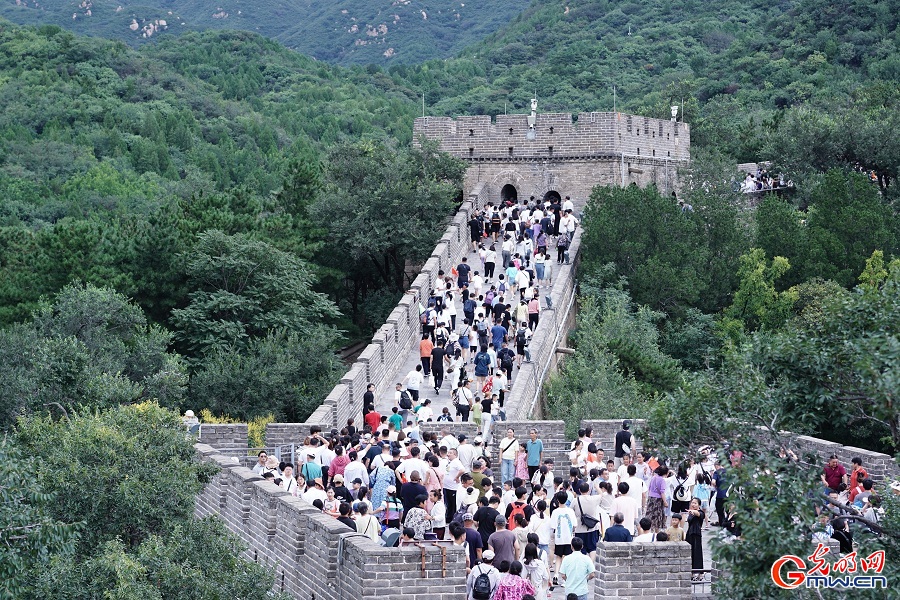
xmin=171 ymin=230 xmax=339 ymax=359
xmin=720 ymin=249 xmax=798 ymax=342
xmin=803 ymin=170 xmax=898 ymax=287
xmin=314 ymin=139 xmax=465 ymax=323
xmin=0 ymin=439 xmax=79 ymax=600
xmin=25 ymin=518 xmax=285 ymax=600
xmin=0 ymin=283 xmax=187 ymax=428
xmin=14 ymin=403 xmax=216 ymax=555
xmin=582 ymin=185 xmax=706 ymax=312
xmin=189 ymin=328 xmax=343 ymax=423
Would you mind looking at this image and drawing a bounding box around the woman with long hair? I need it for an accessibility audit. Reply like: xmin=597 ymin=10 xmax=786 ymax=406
xmin=522 ymin=543 xmax=551 ymax=599
xmin=493 ymin=560 xmax=536 ymax=600
xmin=686 ymin=498 xmax=705 ymax=581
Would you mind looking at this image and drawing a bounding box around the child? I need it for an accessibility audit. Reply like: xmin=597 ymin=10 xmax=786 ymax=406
xmin=666 ymin=513 xmax=686 ymax=542
xmin=515 ymin=441 xmax=529 ymax=480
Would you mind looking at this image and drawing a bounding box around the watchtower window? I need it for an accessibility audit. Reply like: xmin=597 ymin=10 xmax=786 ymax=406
xmin=667 ymin=133 xmax=670 ymax=140
xmin=509 ymin=128 xmax=514 ymax=135
xmin=652 ymin=149 xmax=656 ymax=156
xmin=627 ymin=116 xmax=632 ymax=133
xmin=469 ymin=147 xmax=474 ymax=157
xmin=637 ymin=148 xmax=640 ymax=155
xmin=667 ymin=151 xmax=670 ymax=157
xmin=548 ymin=146 xmax=554 ymax=155
xmin=549 ymin=126 xmax=554 ymax=134
xmin=469 ymin=129 xmax=474 ymax=136
xmin=508 ymin=147 xmax=514 ymax=156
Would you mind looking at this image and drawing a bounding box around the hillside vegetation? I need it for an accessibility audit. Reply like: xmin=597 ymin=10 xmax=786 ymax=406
xmin=393 ymin=0 xmax=899 ymax=163
xmin=0 ymin=0 xmax=530 ymax=65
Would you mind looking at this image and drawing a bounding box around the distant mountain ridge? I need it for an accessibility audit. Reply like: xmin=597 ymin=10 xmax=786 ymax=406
xmin=0 ymin=0 xmax=531 ymax=64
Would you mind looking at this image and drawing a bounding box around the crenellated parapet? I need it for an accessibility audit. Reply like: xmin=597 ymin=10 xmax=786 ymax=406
xmin=414 ymin=112 xmax=689 ymax=163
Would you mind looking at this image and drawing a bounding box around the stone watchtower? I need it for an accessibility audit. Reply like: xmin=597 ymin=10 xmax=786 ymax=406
xmin=414 ymin=103 xmax=690 ymax=208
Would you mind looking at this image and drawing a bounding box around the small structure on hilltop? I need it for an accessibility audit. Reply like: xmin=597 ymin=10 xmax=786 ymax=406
xmin=414 ymin=100 xmax=691 ymax=208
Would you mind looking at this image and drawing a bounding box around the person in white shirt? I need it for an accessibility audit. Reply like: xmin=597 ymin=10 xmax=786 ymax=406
xmin=303 ymin=479 xmax=327 ymax=506
xmin=605 ymin=460 xmax=619 ymax=489
xmin=471 ymin=273 xmax=484 ymax=297
xmin=281 ymin=465 xmax=297 ymax=495
xmin=562 ymin=196 xmax=574 ymax=212
xmin=633 ymin=517 xmax=655 ymax=542
xmin=623 ymin=464 xmax=647 ymax=510
xmin=371 ymin=442 xmax=392 ymax=469
xmin=396 ymin=446 xmax=430 ymax=484
xmin=416 ymin=398 xmax=435 ymax=423
xmin=456 ymin=435 xmax=476 ymax=472
xmin=343 ymin=452 xmax=368 ymax=488
xmin=439 ymin=429 xmax=459 ymax=451
xmin=443 ymin=448 xmax=465 ymax=524
xmin=617 ymin=454 xmax=633 ymax=482
xmin=550 ymin=491 xmax=577 ymax=577
xmin=501 ymin=237 xmax=515 ymax=269
xmin=611 ymin=481 xmax=640 ymax=535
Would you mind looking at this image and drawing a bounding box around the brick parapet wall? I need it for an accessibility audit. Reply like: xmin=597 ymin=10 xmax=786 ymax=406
xmin=198 ymin=424 xmax=248 ymax=454
xmin=595 ymin=541 xmax=692 ymax=599
xmin=286 ymin=182 xmax=491 ymax=436
xmin=414 ymin=112 xmax=690 ymax=163
xmin=194 ymin=443 xmax=468 ymax=600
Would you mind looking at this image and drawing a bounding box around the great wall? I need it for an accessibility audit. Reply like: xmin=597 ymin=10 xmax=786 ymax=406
xmin=191 ymin=111 xmax=897 ymax=599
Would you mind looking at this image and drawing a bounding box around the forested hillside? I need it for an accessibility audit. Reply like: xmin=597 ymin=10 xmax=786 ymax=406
xmin=0 ymin=22 xmax=468 ymax=429
xmin=394 ymin=0 xmax=900 ymax=163
xmin=0 ymin=0 xmax=530 ymax=65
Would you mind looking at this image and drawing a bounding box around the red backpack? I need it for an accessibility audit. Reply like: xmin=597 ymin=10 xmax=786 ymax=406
xmin=507 ymin=502 xmax=527 ymax=530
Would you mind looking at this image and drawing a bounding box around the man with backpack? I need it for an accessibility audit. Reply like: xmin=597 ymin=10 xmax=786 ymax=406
xmin=467 ymin=550 xmax=500 ymax=600
xmin=496 ymin=340 xmax=516 ymax=380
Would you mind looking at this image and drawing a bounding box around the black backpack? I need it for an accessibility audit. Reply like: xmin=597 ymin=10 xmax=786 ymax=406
xmin=399 ymin=391 xmax=413 ymax=410
xmin=516 ymin=328 xmax=527 ymax=345
xmin=472 ymin=565 xmax=493 ymax=600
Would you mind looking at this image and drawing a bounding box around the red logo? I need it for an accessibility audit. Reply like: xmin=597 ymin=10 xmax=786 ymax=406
xmin=771 ymin=545 xmax=887 ymax=590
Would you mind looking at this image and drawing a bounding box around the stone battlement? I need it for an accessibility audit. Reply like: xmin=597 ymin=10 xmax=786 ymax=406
xmin=414 ymin=112 xmax=690 ymax=163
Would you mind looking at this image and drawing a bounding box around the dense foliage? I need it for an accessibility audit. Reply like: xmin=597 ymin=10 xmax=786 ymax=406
xmin=548 ymin=171 xmax=899 ymax=596
xmin=0 ymin=0 xmax=530 ymax=65
xmin=8 ymin=403 xmax=285 ymax=600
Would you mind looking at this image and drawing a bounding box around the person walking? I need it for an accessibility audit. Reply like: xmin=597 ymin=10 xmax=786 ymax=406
xmin=559 ymin=537 xmax=596 ymax=600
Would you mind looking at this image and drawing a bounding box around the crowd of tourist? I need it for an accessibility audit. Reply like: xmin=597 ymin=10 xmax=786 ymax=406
xmin=365 ymin=196 xmax=580 ymax=434
xmin=219 ymin=189 xmax=900 ymax=600
xmin=739 ymin=168 xmax=793 ymax=193
xmin=248 ymin=418 xmax=769 ymax=598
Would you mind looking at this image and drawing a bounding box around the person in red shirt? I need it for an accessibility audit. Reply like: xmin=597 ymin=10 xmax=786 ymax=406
xmin=849 ymin=457 xmax=868 ymax=490
xmin=821 ymin=455 xmax=847 ymax=493
xmin=364 ymin=405 xmax=381 ymax=434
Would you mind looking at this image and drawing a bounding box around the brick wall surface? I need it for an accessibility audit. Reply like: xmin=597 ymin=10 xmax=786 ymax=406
xmin=194 ymin=443 xmax=468 ymax=600
xmin=595 ymin=541 xmax=692 ymax=599
xmin=414 ymin=112 xmax=690 ymax=205
xmin=198 ymin=424 xmax=248 ymax=454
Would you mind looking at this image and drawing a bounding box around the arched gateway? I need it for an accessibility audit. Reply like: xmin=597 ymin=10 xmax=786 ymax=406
xmin=414 ymin=107 xmax=691 ymax=210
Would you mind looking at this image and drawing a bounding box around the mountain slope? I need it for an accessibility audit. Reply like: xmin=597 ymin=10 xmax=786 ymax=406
xmin=0 ymin=0 xmax=530 ymax=64
xmin=390 ymin=0 xmax=899 ymax=159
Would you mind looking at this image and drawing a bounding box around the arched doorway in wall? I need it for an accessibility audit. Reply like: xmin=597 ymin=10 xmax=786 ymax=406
xmin=543 ymin=190 xmax=562 ymax=204
xmin=501 ymin=184 xmax=518 ymax=205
